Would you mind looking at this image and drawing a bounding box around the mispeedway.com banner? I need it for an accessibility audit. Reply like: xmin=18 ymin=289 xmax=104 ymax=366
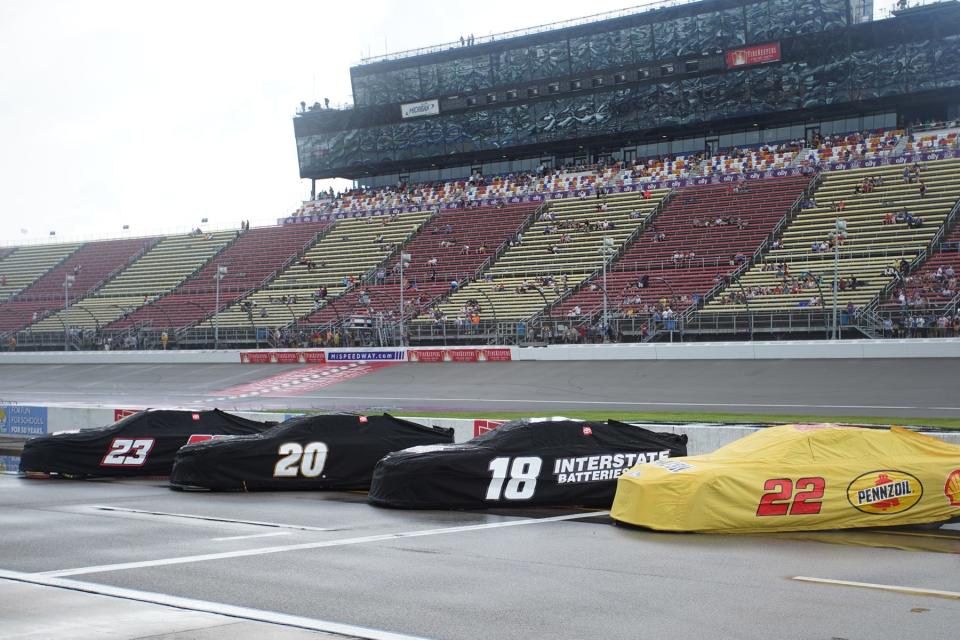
xmin=240 ymin=348 xmax=512 ymax=364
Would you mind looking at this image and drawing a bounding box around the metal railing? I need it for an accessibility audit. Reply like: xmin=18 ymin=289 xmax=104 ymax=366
xmin=356 ymin=0 xmax=697 ymax=65
xmin=535 ymin=188 xmax=678 ymax=323
xmin=652 ymin=172 xmax=823 ymax=342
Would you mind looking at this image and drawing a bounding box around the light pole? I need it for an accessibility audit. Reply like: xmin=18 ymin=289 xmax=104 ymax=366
xmin=830 ymin=218 xmax=847 ymax=340
xmin=600 ymin=237 xmax=614 ymax=342
xmin=399 ymin=252 xmax=411 ymax=345
xmin=214 ymin=265 xmax=227 ymax=349
xmin=63 ymin=274 xmax=75 ymax=351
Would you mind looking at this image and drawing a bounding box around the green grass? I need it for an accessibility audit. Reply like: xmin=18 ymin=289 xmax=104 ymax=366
xmin=271 ymin=408 xmax=960 ymax=430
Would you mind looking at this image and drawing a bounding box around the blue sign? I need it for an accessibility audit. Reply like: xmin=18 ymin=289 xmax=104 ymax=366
xmin=327 ymin=351 xmax=405 ymax=362
xmin=0 ymin=405 xmax=48 ymax=436
xmin=0 ymin=456 xmax=20 ymax=473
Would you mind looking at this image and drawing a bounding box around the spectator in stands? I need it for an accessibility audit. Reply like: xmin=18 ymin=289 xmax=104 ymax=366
xmin=919 ymin=180 xmax=927 ymax=198
xmin=426 ymin=257 xmax=438 ymax=267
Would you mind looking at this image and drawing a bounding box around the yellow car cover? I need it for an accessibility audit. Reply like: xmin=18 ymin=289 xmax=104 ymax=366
xmin=611 ymin=424 xmax=960 ymax=533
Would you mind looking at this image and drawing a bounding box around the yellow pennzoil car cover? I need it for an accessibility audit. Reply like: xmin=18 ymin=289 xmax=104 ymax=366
xmin=611 ymin=424 xmax=960 ymax=533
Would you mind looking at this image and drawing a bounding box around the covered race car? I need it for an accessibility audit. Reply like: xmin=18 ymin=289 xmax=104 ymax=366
xmin=611 ymin=424 xmax=960 ymax=533
xmin=368 ymin=418 xmax=688 ymax=509
xmin=19 ymin=409 xmax=273 ymax=478
xmin=170 ymin=413 xmax=454 ymax=491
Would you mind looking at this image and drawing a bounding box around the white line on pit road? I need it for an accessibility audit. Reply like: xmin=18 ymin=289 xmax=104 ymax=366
xmin=0 ymin=569 xmax=432 ymax=640
xmin=792 ymin=576 xmax=960 ymax=601
xmin=211 ymin=531 xmax=292 ymax=542
xmin=88 ymin=506 xmax=331 ymax=532
xmin=38 ymin=511 xmax=607 ymax=578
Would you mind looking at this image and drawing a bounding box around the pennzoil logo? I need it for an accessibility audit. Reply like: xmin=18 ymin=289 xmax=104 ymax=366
xmin=945 ymin=470 xmax=960 ymax=507
xmin=846 ymin=470 xmax=923 ymax=515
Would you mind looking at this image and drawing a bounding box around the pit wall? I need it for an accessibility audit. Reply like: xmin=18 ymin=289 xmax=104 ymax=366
xmin=2 ymin=338 xmax=960 ymax=366
xmin=3 ymin=405 xmax=957 ymax=455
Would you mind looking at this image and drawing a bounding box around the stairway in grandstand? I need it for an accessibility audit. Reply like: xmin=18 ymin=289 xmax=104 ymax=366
xmin=107 ymin=222 xmax=328 ymax=331
xmin=0 ymin=243 xmax=82 ymax=303
xmin=303 ymin=203 xmax=536 ymax=326
xmin=414 ymin=188 xmax=670 ymax=323
xmin=214 ymin=210 xmax=433 ymax=329
xmin=702 ymin=157 xmax=960 ymax=314
xmin=0 ymin=237 xmax=158 ymax=334
xmin=30 ymin=231 xmax=238 ymax=332
xmin=878 ymin=220 xmax=960 ymax=318
xmin=550 ymin=175 xmax=812 ymax=322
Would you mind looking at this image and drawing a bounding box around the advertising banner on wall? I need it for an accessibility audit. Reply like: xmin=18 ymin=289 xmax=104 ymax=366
xmin=240 ymin=351 xmax=327 ymax=364
xmin=401 ymin=99 xmax=440 ymax=119
xmin=725 ymin=42 xmax=781 ymax=68
xmin=0 ymin=405 xmax=48 ymax=436
xmin=406 ymin=348 xmax=513 ymax=363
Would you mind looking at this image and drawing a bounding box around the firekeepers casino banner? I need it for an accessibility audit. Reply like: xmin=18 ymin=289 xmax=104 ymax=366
xmin=725 ymin=42 xmax=781 ymax=68
xmin=240 ymin=349 xmax=513 ymax=364
xmin=368 ymin=418 xmax=687 ymax=509
xmin=240 ymin=351 xmax=327 ymax=364
xmin=612 ymin=425 xmax=960 ymax=533
xmin=407 ymin=348 xmax=512 ymax=362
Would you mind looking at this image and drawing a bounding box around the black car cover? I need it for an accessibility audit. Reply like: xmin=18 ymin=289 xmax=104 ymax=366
xmin=19 ymin=409 xmax=273 ymax=478
xmin=368 ymin=418 xmax=688 ymax=509
xmin=169 ymin=413 xmax=455 ymax=491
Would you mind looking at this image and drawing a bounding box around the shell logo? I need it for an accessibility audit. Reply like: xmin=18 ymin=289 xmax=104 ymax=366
xmin=847 ymin=470 xmax=923 ymax=515
xmin=945 ymin=470 xmax=960 ymax=507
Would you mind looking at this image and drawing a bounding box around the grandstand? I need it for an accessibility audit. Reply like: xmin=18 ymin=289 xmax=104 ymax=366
xmin=107 ymin=222 xmax=327 ymax=333
xmin=0 ymin=243 xmax=81 ymax=302
xmin=29 ymin=231 xmax=237 ymax=333
xmin=0 ymin=237 xmax=157 ymax=334
xmin=550 ymin=175 xmax=811 ymax=329
xmin=211 ymin=211 xmax=432 ymax=331
xmin=414 ymin=188 xmax=670 ymax=326
xmin=700 ymin=158 xmax=960 ymax=322
xmin=5 ymin=0 xmax=960 ymax=348
xmin=302 ymin=203 xmax=537 ymax=328
xmin=877 ymin=221 xmax=960 ymax=326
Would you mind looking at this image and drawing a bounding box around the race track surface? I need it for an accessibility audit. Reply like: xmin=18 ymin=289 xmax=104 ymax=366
xmin=0 ymin=359 xmax=957 ymax=418
xmin=2 ymin=359 xmax=960 ymax=639
xmin=1 ymin=476 xmax=958 ymax=640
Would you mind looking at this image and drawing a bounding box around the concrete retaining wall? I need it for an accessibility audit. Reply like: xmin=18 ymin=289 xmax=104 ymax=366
xmin=3 ymin=405 xmax=958 ymax=458
xmin=2 ymin=338 xmax=960 ymax=365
